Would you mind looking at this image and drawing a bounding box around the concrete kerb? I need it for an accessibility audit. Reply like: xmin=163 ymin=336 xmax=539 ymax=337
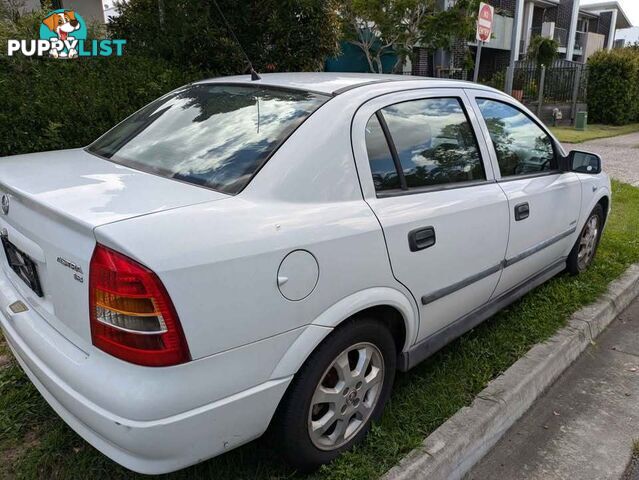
xmin=382 ymin=264 xmax=639 ymax=480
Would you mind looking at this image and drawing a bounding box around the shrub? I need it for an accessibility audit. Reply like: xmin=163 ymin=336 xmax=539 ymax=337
xmin=527 ymin=35 xmax=558 ymax=67
xmin=108 ymin=0 xmax=341 ymax=73
xmin=0 ymin=2 xmax=199 ymax=156
xmin=0 ymin=0 xmax=340 ymax=157
xmin=587 ymin=48 xmax=639 ymax=125
xmin=0 ymin=56 xmax=197 ymax=156
xmin=481 ymin=70 xmax=505 ymax=90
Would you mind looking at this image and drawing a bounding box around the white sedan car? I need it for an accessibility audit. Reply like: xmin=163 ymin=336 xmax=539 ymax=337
xmin=0 ymin=73 xmax=609 ymax=474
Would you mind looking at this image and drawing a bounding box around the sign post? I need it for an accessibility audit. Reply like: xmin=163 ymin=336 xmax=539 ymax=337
xmin=473 ymin=2 xmax=494 ymax=83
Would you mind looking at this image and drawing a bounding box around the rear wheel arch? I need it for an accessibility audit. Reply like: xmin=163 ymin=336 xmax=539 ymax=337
xmin=349 ymin=305 xmax=406 ymax=357
xmin=270 ymin=317 xmax=397 ymax=470
xmin=270 ymin=289 xmax=417 ymax=380
xmin=311 ymin=304 xmax=407 ymax=362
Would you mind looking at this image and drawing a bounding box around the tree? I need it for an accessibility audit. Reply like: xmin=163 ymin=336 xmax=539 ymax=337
xmin=108 ymin=0 xmax=341 ymax=74
xmin=0 ymin=1 xmax=42 ymax=54
xmin=0 ymin=0 xmax=27 ymax=23
xmin=527 ymin=35 xmax=559 ymax=67
xmin=425 ymin=0 xmax=479 ymax=71
xmin=339 ymin=0 xmax=398 ymax=73
xmin=339 ymin=0 xmax=480 ymax=74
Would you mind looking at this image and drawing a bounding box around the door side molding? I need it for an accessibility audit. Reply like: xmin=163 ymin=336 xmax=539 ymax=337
xmin=419 ymin=226 xmax=576 ymax=308
xmin=421 ymin=263 xmax=502 ymax=306
xmin=402 ymin=258 xmax=567 ymax=371
xmin=504 ymin=226 xmax=576 ymax=267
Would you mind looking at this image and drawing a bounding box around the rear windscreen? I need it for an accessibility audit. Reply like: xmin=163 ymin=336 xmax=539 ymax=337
xmin=88 ymin=84 xmax=328 ymax=194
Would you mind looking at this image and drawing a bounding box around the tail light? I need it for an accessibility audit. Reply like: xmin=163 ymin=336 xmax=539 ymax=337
xmin=89 ymin=244 xmax=190 ymax=367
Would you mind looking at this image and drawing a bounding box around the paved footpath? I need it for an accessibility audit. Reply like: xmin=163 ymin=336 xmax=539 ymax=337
xmin=563 ymin=132 xmax=639 ymax=187
xmin=466 ymin=296 xmax=639 ymax=480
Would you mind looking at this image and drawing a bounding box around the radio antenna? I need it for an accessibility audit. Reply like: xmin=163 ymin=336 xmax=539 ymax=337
xmin=212 ymin=0 xmax=261 ymax=81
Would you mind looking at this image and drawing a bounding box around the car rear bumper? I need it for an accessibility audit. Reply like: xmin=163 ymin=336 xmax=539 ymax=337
xmin=0 ymin=272 xmax=292 ymax=474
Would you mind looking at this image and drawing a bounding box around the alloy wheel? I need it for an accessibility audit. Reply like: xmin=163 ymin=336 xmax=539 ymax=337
xmin=577 ymin=214 xmax=599 ymax=270
xmin=307 ymin=342 xmax=384 ymax=451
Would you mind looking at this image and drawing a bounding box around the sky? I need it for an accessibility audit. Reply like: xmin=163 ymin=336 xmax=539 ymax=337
xmin=581 ymin=0 xmax=639 ymax=27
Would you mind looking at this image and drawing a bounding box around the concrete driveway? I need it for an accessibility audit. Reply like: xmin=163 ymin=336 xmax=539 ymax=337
xmin=563 ymin=132 xmax=639 ymax=186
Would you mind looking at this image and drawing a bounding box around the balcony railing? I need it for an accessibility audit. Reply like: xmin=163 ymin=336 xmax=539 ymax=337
xmin=487 ymin=0 xmax=514 ymax=17
xmin=527 ymin=27 xmax=586 ymax=54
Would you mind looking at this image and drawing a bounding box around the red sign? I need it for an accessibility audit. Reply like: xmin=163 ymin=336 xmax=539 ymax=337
xmin=476 ymin=2 xmax=494 ymax=43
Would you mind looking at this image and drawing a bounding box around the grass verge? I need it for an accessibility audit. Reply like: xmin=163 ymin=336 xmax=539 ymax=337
xmin=1 ymin=181 xmax=639 ymax=480
xmin=550 ymin=123 xmax=639 ymax=143
xmin=622 ymin=440 xmax=639 ymax=480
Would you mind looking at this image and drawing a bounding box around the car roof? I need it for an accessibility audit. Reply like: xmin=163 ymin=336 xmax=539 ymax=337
xmin=196 ymin=72 xmax=497 ymax=96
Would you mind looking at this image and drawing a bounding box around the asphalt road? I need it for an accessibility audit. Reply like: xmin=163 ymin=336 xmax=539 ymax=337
xmin=564 ymin=132 xmax=639 ymax=187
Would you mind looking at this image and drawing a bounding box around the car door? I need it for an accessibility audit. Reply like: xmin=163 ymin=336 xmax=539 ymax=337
xmin=466 ymin=90 xmax=582 ymax=298
xmin=351 ymin=89 xmax=510 ymax=343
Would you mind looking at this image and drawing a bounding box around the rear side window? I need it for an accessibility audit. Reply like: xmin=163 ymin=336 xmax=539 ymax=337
xmin=365 ymin=115 xmax=401 ymax=191
xmin=364 ymin=97 xmax=486 ymax=193
xmin=476 ymin=99 xmax=555 ymax=177
xmin=88 ymin=84 xmax=328 ymax=194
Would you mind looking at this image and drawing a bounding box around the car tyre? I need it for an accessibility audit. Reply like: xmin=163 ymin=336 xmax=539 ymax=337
xmin=273 ymin=318 xmax=396 ymax=472
xmin=567 ymin=204 xmax=604 ymax=275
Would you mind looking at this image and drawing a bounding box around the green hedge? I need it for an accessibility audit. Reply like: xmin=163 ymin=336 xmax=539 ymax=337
xmin=587 ymin=48 xmax=639 ymax=125
xmin=0 ymin=56 xmax=197 ymax=157
xmin=0 ymin=1 xmax=339 ymax=158
xmin=109 ymin=0 xmax=340 ymax=73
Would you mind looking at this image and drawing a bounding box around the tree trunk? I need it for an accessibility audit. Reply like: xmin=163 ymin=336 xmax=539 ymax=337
xmin=364 ymin=47 xmax=377 ymax=73
xmin=349 ymin=41 xmax=377 ymax=73
xmin=392 ymin=52 xmax=406 ymax=74
xmin=158 ymin=0 xmax=165 ymax=29
xmin=349 ymin=19 xmax=378 ymax=73
xmin=374 ymin=52 xmax=384 ymax=74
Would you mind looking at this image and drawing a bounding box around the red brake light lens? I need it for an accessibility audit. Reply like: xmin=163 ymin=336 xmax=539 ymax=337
xmin=89 ymin=245 xmax=190 ymax=367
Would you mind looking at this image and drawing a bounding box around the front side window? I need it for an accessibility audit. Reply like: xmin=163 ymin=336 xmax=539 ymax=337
xmin=476 ymin=99 xmax=555 ymax=177
xmin=364 ymin=97 xmax=485 ymax=193
xmin=88 ymin=84 xmax=328 ymax=194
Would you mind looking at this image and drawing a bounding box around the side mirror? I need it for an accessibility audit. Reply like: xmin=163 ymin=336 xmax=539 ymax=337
xmin=563 ymin=150 xmax=602 ymax=174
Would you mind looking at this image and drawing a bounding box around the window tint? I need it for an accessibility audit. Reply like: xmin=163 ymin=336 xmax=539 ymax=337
xmin=378 ymin=98 xmax=485 ymax=190
xmin=88 ymin=84 xmax=328 ymax=194
xmin=476 ymin=99 xmax=555 ymax=177
xmin=365 ymin=114 xmax=400 ymax=191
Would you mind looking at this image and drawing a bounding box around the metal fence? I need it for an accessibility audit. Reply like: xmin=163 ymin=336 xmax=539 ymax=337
xmin=512 ymin=60 xmax=588 ymax=104
xmin=434 ymin=67 xmax=469 ymax=80
xmin=428 ymin=58 xmax=588 ymax=123
xmin=505 ymin=60 xmax=588 ymax=123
